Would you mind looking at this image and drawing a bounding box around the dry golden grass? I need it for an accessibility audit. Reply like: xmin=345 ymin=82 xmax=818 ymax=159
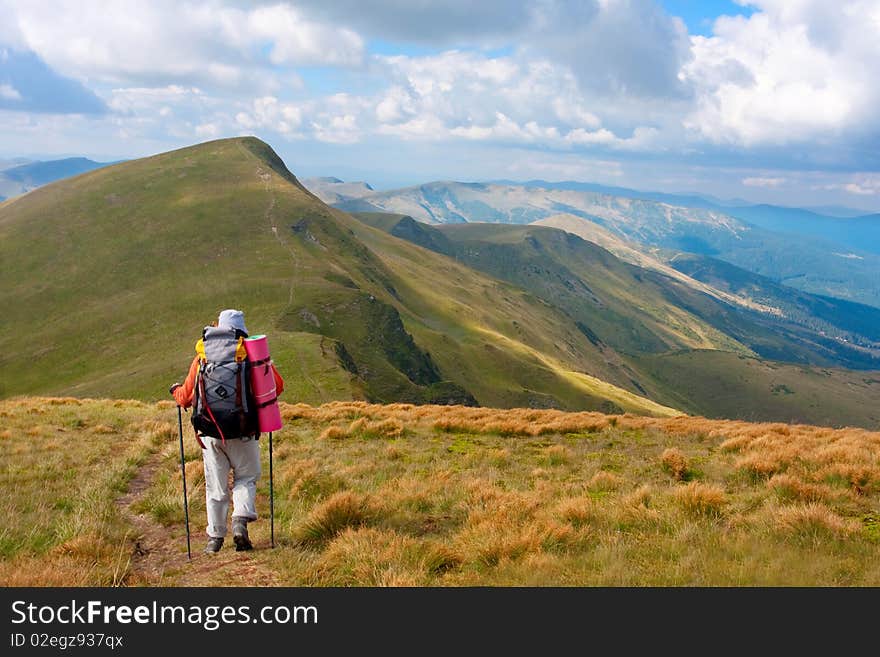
xmin=3 ymin=397 xmax=880 ymax=586
xmin=661 ymin=447 xmax=690 ymax=481
xmin=293 ymin=491 xmax=376 ymax=547
xmin=674 ymin=482 xmax=727 ymax=517
xmin=773 ymin=503 xmax=859 ymax=539
xmin=587 ymin=470 xmax=625 ymax=492
xmin=0 ymin=396 xmax=168 ymax=586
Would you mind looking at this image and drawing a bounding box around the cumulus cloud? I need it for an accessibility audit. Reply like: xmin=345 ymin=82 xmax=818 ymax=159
xmin=0 ymin=0 xmax=364 ymax=90
xmin=235 ymin=96 xmax=303 ymax=135
xmin=369 ymin=50 xmax=662 ymax=151
xmin=681 ymin=0 xmax=880 ymax=146
xmin=525 ymin=0 xmax=691 ymax=100
xmin=297 ymin=0 xmax=691 ymax=100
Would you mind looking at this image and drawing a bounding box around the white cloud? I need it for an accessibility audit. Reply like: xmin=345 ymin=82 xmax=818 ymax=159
xmin=0 ymin=83 xmax=22 ymax=100
xmin=844 ymin=183 xmax=877 ymax=196
xmin=742 ymin=176 xmax=786 ymax=188
xmin=195 ymin=122 xmax=220 ymax=138
xmin=235 ymin=96 xmax=303 ymax=135
xmin=0 ymin=0 xmax=877 ymax=210
xmin=821 ymin=175 xmax=880 ymax=196
xmin=1 ymin=0 xmax=364 ymax=90
xmin=502 ymin=152 xmax=625 ymax=180
xmin=245 ymin=4 xmax=364 ymax=67
xmin=369 ymin=50 xmax=661 ymax=151
xmin=681 ymin=0 xmax=880 ymax=146
xmin=525 ymin=0 xmax=691 ymax=100
xmin=311 ymin=114 xmax=360 ymax=144
xmin=108 ymin=86 xmax=205 ymax=115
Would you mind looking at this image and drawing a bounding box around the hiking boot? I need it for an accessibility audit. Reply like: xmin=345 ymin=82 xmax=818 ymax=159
xmin=204 ymin=537 xmax=224 ymax=554
xmin=232 ymin=517 xmax=253 ymax=552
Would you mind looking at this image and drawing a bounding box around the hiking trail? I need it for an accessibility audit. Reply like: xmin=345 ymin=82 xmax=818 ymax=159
xmin=115 ymin=445 xmax=280 ymax=586
xmin=252 ymin=159 xmax=329 ymax=402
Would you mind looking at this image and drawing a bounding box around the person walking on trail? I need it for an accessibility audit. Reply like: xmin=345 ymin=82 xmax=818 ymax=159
xmin=170 ymin=309 xmax=284 ymax=554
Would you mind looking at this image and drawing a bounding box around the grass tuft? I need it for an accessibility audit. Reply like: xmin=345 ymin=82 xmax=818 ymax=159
xmin=674 ymin=481 xmax=726 ymax=518
xmin=660 ymin=447 xmax=690 ymax=481
xmin=293 ymin=491 xmax=376 ymax=547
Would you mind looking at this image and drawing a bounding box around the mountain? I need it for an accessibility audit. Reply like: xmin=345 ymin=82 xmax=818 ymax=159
xmin=0 ymin=157 xmax=114 ymax=198
xmin=499 ymin=179 xmax=880 ymax=257
xmin=489 ymin=178 xmax=725 ymax=211
xmin=302 ymin=176 xmax=374 ymax=205
xmin=0 ymin=157 xmax=32 ymax=171
xmin=335 ymin=181 xmax=880 ymax=307
xmin=357 ymin=211 xmax=880 ymax=367
xmin=3 ymin=137 xmax=878 ymax=427
xmin=533 ymin=213 xmax=780 ymax=315
xmin=804 ymin=205 xmax=871 ymax=218
xmin=0 ymin=137 xmax=679 ymax=416
xmin=537 ymin=214 xmax=880 ymax=357
xmin=353 ymin=211 xmax=880 ymax=426
xmin=721 ymin=204 xmax=880 ymax=256
xmin=669 ymin=252 xmax=880 ymax=347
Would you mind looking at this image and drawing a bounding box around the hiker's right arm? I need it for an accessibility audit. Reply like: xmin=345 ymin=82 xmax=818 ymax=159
xmin=172 ymin=357 xmax=200 ymax=408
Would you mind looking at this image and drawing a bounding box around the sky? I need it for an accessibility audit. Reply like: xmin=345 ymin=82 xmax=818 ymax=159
xmin=1 ymin=0 xmax=879 ymax=211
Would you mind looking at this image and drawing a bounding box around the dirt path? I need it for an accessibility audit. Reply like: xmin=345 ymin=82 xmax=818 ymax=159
xmin=115 ymin=449 xmax=280 ymax=586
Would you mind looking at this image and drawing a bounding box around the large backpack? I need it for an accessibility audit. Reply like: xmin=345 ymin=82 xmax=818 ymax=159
xmin=192 ymin=326 xmax=258 ymax=441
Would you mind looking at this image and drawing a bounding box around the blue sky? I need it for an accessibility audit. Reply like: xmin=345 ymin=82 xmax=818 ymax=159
xmin=659 ymin=1 xmax=754 ymax=35
xmin=1 ymin=0 xmax=879 ymax=210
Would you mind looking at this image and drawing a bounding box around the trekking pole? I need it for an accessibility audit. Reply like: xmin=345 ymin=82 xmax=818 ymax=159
xmin=269 ymin=431 xmax=275 ymax=548
xmin=177 ymin=406 xmax=192 ymax=560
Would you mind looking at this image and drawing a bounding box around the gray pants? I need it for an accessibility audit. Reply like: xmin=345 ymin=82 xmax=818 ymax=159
xmin=201 ymin=435 xmax=261 ymax=538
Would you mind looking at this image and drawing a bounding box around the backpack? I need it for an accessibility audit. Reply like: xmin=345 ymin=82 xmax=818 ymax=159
xmin=191 ymin=326 xmax=258 ymax=442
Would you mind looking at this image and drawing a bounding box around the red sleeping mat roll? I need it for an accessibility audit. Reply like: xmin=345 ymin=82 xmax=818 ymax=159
xmin=243 ymin=334 xmax=283 ymax=433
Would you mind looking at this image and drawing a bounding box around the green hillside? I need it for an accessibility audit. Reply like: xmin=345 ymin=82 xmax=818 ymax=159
xmin=3 ymin=137 xmax=876 ymax=426
xmin=632 ymin=351 xmax=880 ymax=427
xmin=358 ymin=213 xmax=880 ymax=369
xmin=0 ymin=137 xmax=673 ymax=416
xmin=669 ymin=252 xmax=880 ymax=348
xmin=354 ymin=212 xmax=880 ymax=428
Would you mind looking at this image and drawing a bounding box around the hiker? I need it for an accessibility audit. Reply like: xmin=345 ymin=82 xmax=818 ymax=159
xmin=170 ymin=309 xmax=284 ymax=554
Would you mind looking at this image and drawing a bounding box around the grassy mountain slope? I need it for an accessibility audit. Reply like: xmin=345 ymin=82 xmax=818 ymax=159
xmin=541 ymin=214 xmax=880 ymax=365
xmin=670 ymin=253 xmax=880 ymax=348
xmin=632 ymin=351 xmax=880 ymax=427
xmin=0 ymin=137 xmax=674 ymax=416
xmin=0 ymin=138 xmax=465 ymax=405
xmin=533 ymin=213 xmax=779 ymax=315
xmin=355 ymin=212 xmax=880 ymax=427
xmin=359 ymin=213 xmax=880 ymax=369
xmin=337 ymin=213 xmax=677 ymax=413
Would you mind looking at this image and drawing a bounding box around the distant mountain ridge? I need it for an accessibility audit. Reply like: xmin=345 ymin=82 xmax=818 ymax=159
xmin=307 ymin=178 xmax=880 ymax=308
xmin=494 ymin=179 xmax=880 ymax=255
xmin=0 ymin=156 xmax=116 ymax=199
xmin=302 ymin=176 xmax=374 ymax=206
